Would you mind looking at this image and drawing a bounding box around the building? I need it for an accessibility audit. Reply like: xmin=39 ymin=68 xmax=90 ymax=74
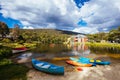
xmin=70 ymin=34 xmax=88 ymax=44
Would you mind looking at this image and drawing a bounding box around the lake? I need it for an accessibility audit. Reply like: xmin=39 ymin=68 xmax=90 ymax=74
xmin=11 ymin=43 xmax=120 ymax=80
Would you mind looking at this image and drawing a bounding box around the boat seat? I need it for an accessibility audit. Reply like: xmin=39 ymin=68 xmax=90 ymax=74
xmin=41 ymin=65 xmax=51 ymax=68
xmin=36 ymin=63 xmax=44 ymax=67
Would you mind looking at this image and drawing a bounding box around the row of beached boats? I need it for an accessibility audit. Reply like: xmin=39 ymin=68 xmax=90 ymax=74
xmin=66 ymin=57 xmax=110 ymax=66
xmin=31 ymin=57 xmax=111 ymax=75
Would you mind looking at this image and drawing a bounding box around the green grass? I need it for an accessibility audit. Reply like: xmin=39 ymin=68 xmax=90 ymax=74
xmin=0 ymin=58 xmax=12 ymax=66
xmin=86 ymin=42 xmax=120 ymax=53
xmin=0 ymin=46 xmax=12 ymax=59
xmin=0 ymin=58 xmax=29 ymax=80
xmin=2 ymin=42 xmax=36 ymax=49
xmin=86 ymin=42 xmax=120 ymax=49
xmin=0 ymin=45 xmax=29 ymax=80
xmin=0 ymin=64 xmax=29 ymax=80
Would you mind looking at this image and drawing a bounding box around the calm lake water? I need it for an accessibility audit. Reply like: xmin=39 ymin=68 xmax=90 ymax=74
xmin=12 ymin=44 xmax=120 ymax=71
xmin=10 ymin=44 xmax=120 ymax=80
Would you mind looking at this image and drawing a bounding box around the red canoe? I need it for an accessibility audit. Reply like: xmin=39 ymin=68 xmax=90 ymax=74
xmin=13 ymin=47 xmax=27 ymax=50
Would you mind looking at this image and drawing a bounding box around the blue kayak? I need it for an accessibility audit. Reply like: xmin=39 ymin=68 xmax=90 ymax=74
xmin=79 ymin=57 xmax=111 ymax=65
xmin=32 ymin=59 xmax=64 ymax=75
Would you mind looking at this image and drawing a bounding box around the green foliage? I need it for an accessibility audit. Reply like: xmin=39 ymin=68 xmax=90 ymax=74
xmin=87 ymin=32 xmax=108 ymax=42
xmin=1 ymin=42 xmax=37 ymax=50
xmin=0 ymin=46 xmax=12 ymax=59
xmin=86 ymin=42 xmax=120 ymax=53
xmin=19 ymin=29 xmax=70 ymax=44
xmin=11 ymin=24 xmax=20 ymax=40
xmin=87 ymin=27 xmax=120 ymax=43
xmin=2 ymin=38 xmax=12 ymax=43
xmin=0 ymin=58 xmax=12 ymax=66
xmin=108 ymin=27 xmax=120 ymax=43
xmin=0 ymin=22 xmax=9 ymax=38
xmin=86 ymin=42 xmax=120 ymax=48
xmin=0 ymin=64 xmax=29 ymax=80
xmin=23 ymin=43 xmax=36 ymax=49
xmin=0 ymin=45 xmax=28 ymax=80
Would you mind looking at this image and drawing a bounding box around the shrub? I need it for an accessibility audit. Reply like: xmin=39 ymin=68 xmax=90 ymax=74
xmin=2 ymin=38 xmax=11 ymax=43
xmin=0 ymin=58 xmax=12 ymax=66
xmin=0 ymin=46 xmax=12 ymax=59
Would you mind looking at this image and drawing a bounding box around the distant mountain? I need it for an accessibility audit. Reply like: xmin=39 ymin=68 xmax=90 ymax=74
xmin=18 ymin=28 xmax=86 ymax=35
xmin=55 ymin=29 xmax=86 ymax=35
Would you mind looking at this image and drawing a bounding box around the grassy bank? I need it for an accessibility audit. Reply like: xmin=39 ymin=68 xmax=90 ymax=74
xmin=0 ymin=45 xmax=29 ymax=80
xmin=0 ymin=58 xmax=29 ymax=80
xmin=86 ymin=42 xmax=120 ymax=53
xmin=0 ymin=64 xmax=29 ymax=80
xmin=1 ymin=42 xmax=36 ymax=49
xmin=86 ymin=42 xmax=120 ymax=49
xmin=0 ymin=46 xmax=12 ymax=59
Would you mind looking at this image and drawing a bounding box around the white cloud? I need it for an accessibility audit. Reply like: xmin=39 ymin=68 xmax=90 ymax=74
xmin=73 ymin=27 xmax=99 ymax=34
xmin=46 ymin=23 xmax=56 ymax=29
xmin=0 ymin=0 xmax=120 ymax=34
xmin=23 ymin=26 xmax=34 ymax=29
xmin=73 ymin=0 xmax=120 ymax=33
xmin=0 ymin=0 xmax=80 ymax=30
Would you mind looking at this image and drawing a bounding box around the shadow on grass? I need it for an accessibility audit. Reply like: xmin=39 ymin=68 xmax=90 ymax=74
xmin=0 ymin=64 xmax=29 ymax=80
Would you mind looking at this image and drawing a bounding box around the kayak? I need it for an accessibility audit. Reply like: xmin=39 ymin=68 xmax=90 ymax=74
xmin=32 ymin=59 xmax=64 ymax=75
xmin=70 ymin=57 xmax=96 ymax=66
xmin=66 ymin=60 xmax=92 ymax=67
xmin=79 ymin=57 xmax=111 ymax=65
xmin=89 ymin=59 xmax=111 ymax=65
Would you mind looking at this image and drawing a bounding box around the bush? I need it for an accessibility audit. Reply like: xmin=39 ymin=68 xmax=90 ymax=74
xmin=0 ymin=58 xmax=12 ymax=66
xmin=0 ymin=64 xmax=29 ymax=80
xmin=0 ymin=46 xmax=12 ymax=59
xmin=2 ymin=38 xmax=12 ymax=43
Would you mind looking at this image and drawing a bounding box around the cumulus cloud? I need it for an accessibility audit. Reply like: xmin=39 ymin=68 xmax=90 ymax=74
xmin=73 ymin=0 xmax=120 ymax=33
xmin=0 ymin=0 xmax=80 ymax=30
xmin=73 ymin=26 xmax=99 ymax=34
xmin=0 ymin=0 xmax=120 ymax=34
xmin=23 ymin=26 xmax=34 ymax=29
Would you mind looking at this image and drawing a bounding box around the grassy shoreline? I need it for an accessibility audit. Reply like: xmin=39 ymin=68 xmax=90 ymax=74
xmin=0 ymin=45 xmax=29 ymax=80
xmin=85 ymin=42 xmax=120 ymax=54
xmin=86 ymin=42 xmax=120 ymax=49
xmin=0 ymin=63 xmax=29 ymax=80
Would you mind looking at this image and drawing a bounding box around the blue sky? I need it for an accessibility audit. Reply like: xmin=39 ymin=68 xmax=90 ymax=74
xmin=0 ymin=13 xmax=22 ymax=28
xmin=0 ymin=0 xmax=120 ymax=34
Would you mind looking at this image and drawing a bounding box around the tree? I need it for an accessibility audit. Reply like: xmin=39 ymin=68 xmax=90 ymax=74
xmin=0 ymin=22 xmax=9 ymax=38
xmin=108 ymin=28 xmax=120 ymax=43
xmin=11 ymin=24 xmax=20 ymax=40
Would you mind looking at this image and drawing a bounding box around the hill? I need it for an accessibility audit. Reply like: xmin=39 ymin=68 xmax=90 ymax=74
xmin=56 ymin=29 xmax=86 ymax=35
xmin=20 ymin=29 xmax=86 ymax=35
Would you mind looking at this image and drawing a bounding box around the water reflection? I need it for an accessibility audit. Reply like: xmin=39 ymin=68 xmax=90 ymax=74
xmin=72 ymin=43 xmax=88 ymax=51
xmin=70 ymin=44 xmax=90 ymax=56
xmin=18 ymin=53 xmax=32 ymax=59
xmin=32 ymin=44 xmax=71 ymax=53
xmin=16 ymin=44 xmax=91 ymax=62
xmin=16 ymin=43 xmax=120 ymax=61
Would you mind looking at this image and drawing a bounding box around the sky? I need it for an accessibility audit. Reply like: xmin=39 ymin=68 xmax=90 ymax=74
xmin=0 ymin=0 xmax=120 ymax=34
